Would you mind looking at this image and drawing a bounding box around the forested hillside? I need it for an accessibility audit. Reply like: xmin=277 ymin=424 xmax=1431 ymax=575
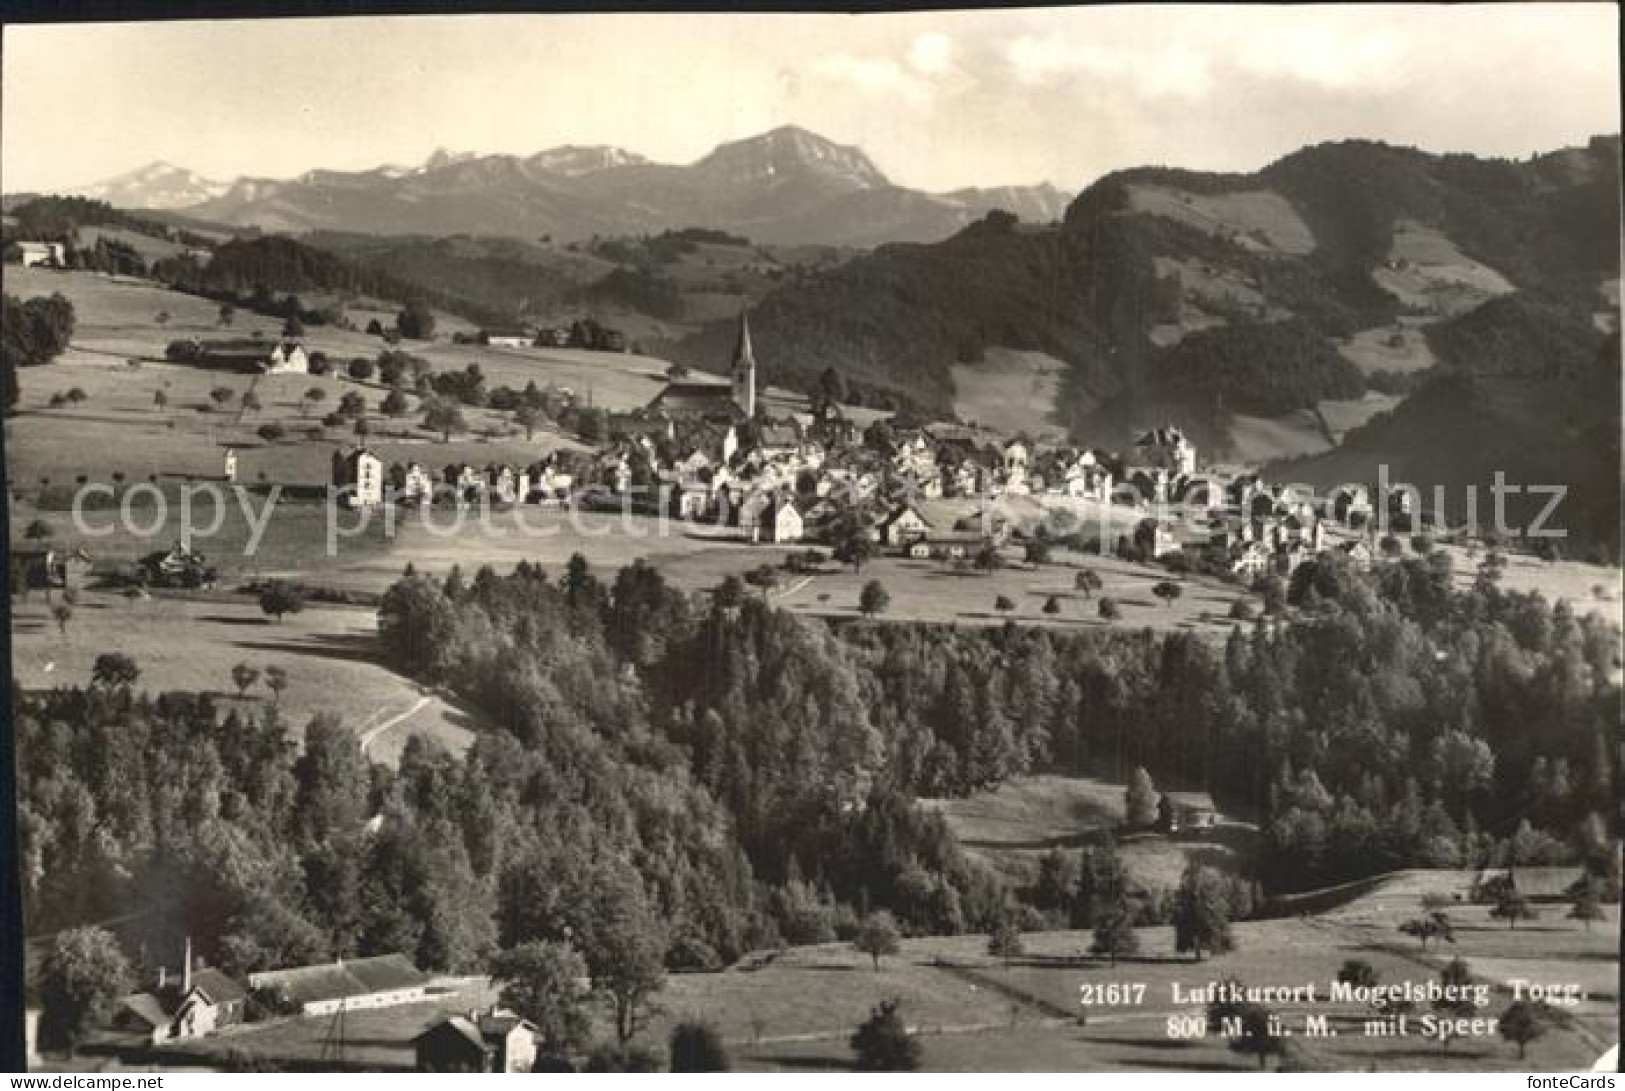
xmin=20 ymin=550 xmax=1618 ymax=987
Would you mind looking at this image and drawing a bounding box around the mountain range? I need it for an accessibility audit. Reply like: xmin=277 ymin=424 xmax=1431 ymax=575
xmin=67 ymin=126 xmax=1070 ymax=247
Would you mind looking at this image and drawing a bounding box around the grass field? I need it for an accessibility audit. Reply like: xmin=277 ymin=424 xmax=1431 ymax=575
xmin=168 ymin=895 xmax=1614 ymax=1072
xmin=923 ymin=774 xmax=1256 ymax=890
xmin=9 ymin=590 xmax=473 ymax=764
xmin=1338 ymin=325 xmax=1439 ymax=375
xmin=950 ymin=347 xmax=1068 ymax=442
xmin=773 ymin=547 xmax=1256 ymax=637
xmin=1127 ymin=185 xmax=1316 ymax=256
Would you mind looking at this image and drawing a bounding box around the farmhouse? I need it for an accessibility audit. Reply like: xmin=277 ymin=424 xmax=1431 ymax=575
xmin=1129 ymin=424 xmax=1197 ymax=477
xmin=114 ymin=949 xmax=248 ymax=1046
xmin=11 ymin=542 xmax=92 ymax=590
xmin=413 ymin=1009 xmax=538 ymax=1074
xmin=139 ymin=540 xmax=213 ymax=588
xmin=878 ymin=502 xmax=933 ymax=547
xmin=332 ymin=445 xmax=384 ymax=508
xmin=9 ymin=241 xmax=66 ymax=267
xmin=186 ymin=339 xmax=311 ymax=374
xmin=742 ymin=493 xmax=803 ymax=544
xmin=246 ymin=953 xmax=427 ymax=1016
xmin=479 ymin=327 xmax=534 ymax=349
xmin=1157 ymin=791 xmax=1219 ymax=833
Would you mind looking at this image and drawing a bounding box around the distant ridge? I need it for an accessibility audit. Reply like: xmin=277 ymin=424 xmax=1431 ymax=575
xmin=60 ymin=126 xmax=1070 ymax=247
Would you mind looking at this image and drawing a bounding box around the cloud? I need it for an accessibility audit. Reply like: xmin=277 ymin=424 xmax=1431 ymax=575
xmin=1233 ymin=26 xmax=1405 ymax=90
xmin=907 ymin=32 xmax=954 ymax=76
xmin=1004 ymin=34 xmax=1210 ymax=100
xmin=808 ymin=52 xmax=935 ymax=105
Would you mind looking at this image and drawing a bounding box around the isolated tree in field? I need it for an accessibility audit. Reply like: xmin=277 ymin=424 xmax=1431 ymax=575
xmin=264 ymin=664 xmax=289 ymax=709
xmin=1098 ymin=596 xmax=1121 ymax=620
xmin=240 ymin=390 xmax=262 ymax=416
xmin=91 ymin=652 xmax=140 ymax=689
xmin=854 ymin=911 xmax=901 ymax=971
xmin=859 ymin=579 xmax=890 ymax=618
xmin=1497 ymin=1000 xmax=1560 ymax=1061
xmin=1399 ymin=910 xmax=1455 ymax=950
xmin=669 ymin=1020 xmax=730 ymax=1072
xmin=514 ymin=405 xmax=546 ymax=441
xmin=422 ymin=399 xmax=468 ymax=443
xmin=1174 ymin=862 xmax=1234 ymax=961
xmin=257 ymin=422 xmax=286 ymax=444
xmin=51 ymin=602 xmax=73 ymax=637
xmin=24 ymin=517 xmax=54 ymax=541
xmin=39 ymin=927 xmax=132 ymax=1052
xmin=1125 ymin=767 xmax=1159 ymax=828
xmin=231 ymin=661 xmax=260 ymax=699
xmin=1336 ymin=959 xmax=1379 ymax=991
xmin=381 ymin=387 xmax=411 ymax=417
xmin=153 ymin=389 xmax=169 ymax=412
xmin=1432 ymin=957 xmax=1478 ymax=1050
xmin=1569 ymin=877 xmax=1605 ymax=931
xmin=1090 ymin=896 xmax=1140 ymax=966
xmin=210 ymin=386 xmax=234 ymax=410
xmin=987 ymin=908 xmax=1024 ymax=965
xmin=1490 ymin=889 xmax=1538 ymax=929
xmin=1042 ymin=594 xmax=1061 ymax=615
xmin=347 ymin=356 xmax=375 ymax=381
xmin=1153 ymin=580 xmax=1183 ymax=608
xmin=1074 ymin=568 xmax=1103 ymax=597
xmin=218 ymin=302 xmax=236 ymax=327
xmin=1024 ymin=539 xmax=1051 ymax=565
xmin=337 ymin=390 xmax=366 ymax=419
xmin=1229 ymin=1004 xmax=1285 ymax=1070
xmin=155 ymin=310 xmax=170 ymax=327
xmin=301 ymin=387 xmax=326 ymax=418
xmin=850 ymin=999 xmax=920 ymax=1071
xmin=994 ymin=594 xmax=1015 ymax=614
xmin=974 ymin=541 xmax=1004 ymax=573
xmin=490 ymin=941 xmax=592 ymax=1058
xmin=259 ymin=580 xmax=304 ymax=622
xmin=397 ymin=298 xmax=436 ymax=340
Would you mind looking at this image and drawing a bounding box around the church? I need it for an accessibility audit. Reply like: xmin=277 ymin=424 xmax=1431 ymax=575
xmin=648 ymin=309 xmax=757 ymax=422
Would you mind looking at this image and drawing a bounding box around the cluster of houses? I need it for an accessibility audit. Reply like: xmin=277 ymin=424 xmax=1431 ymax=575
xmin=103 ymin=940 xmax=543 ymax=1074
xmin=112 ymin=944 xmax=429 ymax=1047
xmin=473 ymin=323 xmax=627 ymax=353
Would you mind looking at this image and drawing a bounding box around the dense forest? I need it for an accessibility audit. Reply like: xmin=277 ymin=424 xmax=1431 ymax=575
xmin=19 ymin=549 xmax=1618 ymax=994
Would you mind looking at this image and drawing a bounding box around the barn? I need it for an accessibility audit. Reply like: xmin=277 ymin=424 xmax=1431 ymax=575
xmin=246 ymin=953 xmax=428 ymax=1016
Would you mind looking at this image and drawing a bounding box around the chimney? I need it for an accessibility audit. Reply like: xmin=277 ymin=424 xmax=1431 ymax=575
xmin=183 ymin=937 xmax=192 ymax=994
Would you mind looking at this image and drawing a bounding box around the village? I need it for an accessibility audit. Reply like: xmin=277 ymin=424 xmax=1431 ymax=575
xmin=170 ymin=309 xmax=1398 ymax=590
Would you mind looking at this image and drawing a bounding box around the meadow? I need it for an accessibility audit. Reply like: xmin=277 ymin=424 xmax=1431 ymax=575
xmin=156 ymin=889 xmax=1615 ymax=1072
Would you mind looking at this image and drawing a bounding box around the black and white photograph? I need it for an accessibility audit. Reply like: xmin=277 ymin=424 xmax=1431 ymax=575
xmin=1 ymin=2 xmax=1620 ymax=1075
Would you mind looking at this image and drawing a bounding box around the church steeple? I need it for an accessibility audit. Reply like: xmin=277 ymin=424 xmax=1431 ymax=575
xmin=731 ymin=307 xmax=757 ymax=418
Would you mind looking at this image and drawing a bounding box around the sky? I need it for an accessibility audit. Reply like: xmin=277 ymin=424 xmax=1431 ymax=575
xmin=2 ymin=5 xmax=1619 ymax=195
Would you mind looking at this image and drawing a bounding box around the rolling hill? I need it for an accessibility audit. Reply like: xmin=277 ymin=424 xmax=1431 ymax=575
xmin=69 ymin=126 xmax=1069 ymax=247
xmin=664 ymin=135 xmax=1620 ymax=549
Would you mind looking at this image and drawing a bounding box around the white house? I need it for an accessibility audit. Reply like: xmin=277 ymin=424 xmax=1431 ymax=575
xmin=333 ymin=446 xmax=384 ymax=508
